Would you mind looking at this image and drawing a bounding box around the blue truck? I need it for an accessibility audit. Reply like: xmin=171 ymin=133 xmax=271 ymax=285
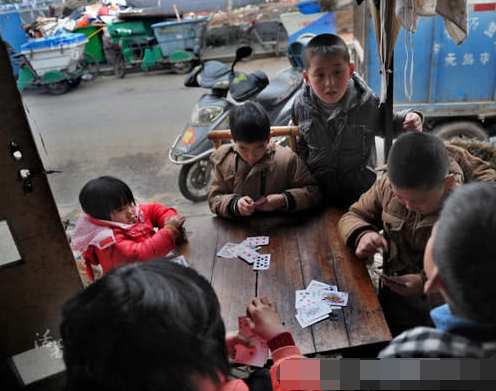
xmin=354 ymin=1 xmax=496 ymax=140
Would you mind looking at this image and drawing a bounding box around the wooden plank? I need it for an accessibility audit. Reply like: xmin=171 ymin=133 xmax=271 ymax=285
xmin=295 ymin=210 xmax=350 ymax=353
xmin=325 ymin=208 xmax=392 ymax=347
xmin=210 ymin=217 xmax=258 ymax=334
xmin=176 ymin=216 xmax=219 ymax=281
xmin=255 ymin=216 xmax=315 ymax=355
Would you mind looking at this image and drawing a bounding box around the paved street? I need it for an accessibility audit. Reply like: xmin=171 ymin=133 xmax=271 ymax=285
xmin=21 ymin=55 xmax=291 ymax=222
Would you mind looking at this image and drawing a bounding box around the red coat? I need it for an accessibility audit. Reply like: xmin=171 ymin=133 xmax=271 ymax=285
xmin=71 ymin=204 xmax=178 ymax=280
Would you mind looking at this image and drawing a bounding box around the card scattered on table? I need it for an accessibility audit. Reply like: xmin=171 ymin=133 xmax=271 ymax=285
xmin=253 ymin=254 xmax=271 ymax=270
xmin=216 ymin=242 xmax=238 ymax=259
xmin=295 ymin=280 xmax=349 ymax=328
xmin=216 ymin=236 xmax=271 ymax=270
xmin=170 ymin=255 xmax=188 ymax=267
xmin=234 ymin=316 xmax=269 ymax=367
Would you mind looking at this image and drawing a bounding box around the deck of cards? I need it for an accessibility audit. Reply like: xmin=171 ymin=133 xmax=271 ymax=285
xmin=295 ymin=280 xmax=349 ymax=328
xmin=216 ymin=236 xmax=271 ymax=271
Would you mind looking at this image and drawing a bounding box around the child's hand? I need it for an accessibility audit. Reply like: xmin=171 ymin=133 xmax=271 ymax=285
xmin=246 ymin=297 xmax=285 ymax=341
xmin=164 ymin=215 xmax=186 ymax=241
xmin=237 ymin=196 xmax=256 ymax=216
xmin=164 ymin=215 xmax=186 ymax=230
xmin=403 ymin=112 xmax=423 ymax=132
xmin=356 ymin=232 xmax=388 ymax=259
xmin=225 ymin=331 xmax=254 ymax=359
xmin=382 ymin=273 xmax=424 ymax=297
xmin=255 ymin=194 xmax=286 ymax=212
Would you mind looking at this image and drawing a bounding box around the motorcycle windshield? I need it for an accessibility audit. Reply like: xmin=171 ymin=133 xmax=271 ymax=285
xmin=199 ymin=61 xmax=231 ymax=88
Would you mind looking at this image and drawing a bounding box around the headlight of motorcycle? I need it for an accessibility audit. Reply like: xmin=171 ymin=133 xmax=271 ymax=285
xmin=213 ymin=79 xmax=230 ymax=89
xmin=191 ymin=105 xmax=224 ymax=125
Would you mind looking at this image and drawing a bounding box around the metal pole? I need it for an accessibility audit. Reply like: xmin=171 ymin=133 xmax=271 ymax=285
xmin=384 ymin=52 xmax=394 ymax=162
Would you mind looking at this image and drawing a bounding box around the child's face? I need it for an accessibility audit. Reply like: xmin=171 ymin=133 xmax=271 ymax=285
xmin=235 ymin=140 xmax=269 ymax=165
xmin=391 ymin=178 xmax=453 ymax=215
xmin=303 ymin=53 xmax=354 ymax=104
xmin=110 ymin=202 xmax=137 ymax=224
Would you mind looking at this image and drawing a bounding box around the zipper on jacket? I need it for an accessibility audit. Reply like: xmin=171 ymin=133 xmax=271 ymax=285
xmin=260 ymin=169 xmax=267 ymax=195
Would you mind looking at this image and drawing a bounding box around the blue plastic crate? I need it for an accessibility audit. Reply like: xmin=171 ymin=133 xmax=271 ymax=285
xmin=152 ymin=17 xmax=208 ymax=57
xmin=21 ymin=33 xmax=86 ymax=51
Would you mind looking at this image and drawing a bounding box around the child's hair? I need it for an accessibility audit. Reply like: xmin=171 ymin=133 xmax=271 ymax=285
xmin=229 ymin=101 xmax=270 ymax=143
xmin=60 ymin=260 xmax=230 ymax=391
xmin=432 ymin=182 xmax=496 ymax=323
xmin=387 ymin=132 xmax=449 ymax=190
xmin=79 ymin=176 xmax=135 ymax=221
xmin=303 ymin=33 xmax=351 ymax=70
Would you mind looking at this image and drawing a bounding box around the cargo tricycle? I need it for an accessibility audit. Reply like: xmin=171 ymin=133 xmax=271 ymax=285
xmin=13 ymin=33 xmax=99 ymax=95
xmin=111 ymin=17 xmax=209 ymax=78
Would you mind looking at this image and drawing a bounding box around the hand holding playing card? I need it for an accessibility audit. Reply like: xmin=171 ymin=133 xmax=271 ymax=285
xmin=382 ymin=273 xmax=424 ymax=296
xmin=237 ymin=196 xmax=256 ymax=216
xmin=254 ymin=194 xmax=286 ymax=212
xmin=246 ymin=297 xmax=285 ymax=340
xmin=225 ymin=331 xmax=253 ymax=359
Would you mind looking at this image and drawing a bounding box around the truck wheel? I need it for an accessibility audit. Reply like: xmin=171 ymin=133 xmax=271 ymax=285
xmin=178 ymin=159 xmax=212 ymax=202
xmin=433 ymin=121 xmax=488 ymax=141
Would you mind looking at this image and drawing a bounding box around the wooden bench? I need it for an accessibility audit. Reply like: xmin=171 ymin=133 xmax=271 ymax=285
xmin=207 ymin=125 xmax=302 ymax=152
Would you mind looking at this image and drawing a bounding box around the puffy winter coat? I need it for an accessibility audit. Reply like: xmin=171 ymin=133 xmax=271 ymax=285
xmin=208 ymin=143 xmax=321 ymax=217
xmin=292 ymin=73 xmax=419 ymax=207
xmin=71 ymin=204 xmax=178 ymax=280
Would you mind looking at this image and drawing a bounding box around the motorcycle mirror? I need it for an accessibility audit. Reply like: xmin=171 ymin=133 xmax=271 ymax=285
xmin=231 ymin=45 xmax=252 ymax=71
xmin=235 ymin=45 xmax=252 ymax=60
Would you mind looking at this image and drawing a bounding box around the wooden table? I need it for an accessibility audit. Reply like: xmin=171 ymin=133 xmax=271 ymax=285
xmin=173 ymin=207 xmax=391 ymax=356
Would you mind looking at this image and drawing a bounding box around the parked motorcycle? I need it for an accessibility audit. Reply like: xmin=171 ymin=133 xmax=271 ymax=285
xmin=169 ymin=42 xmax=305 ymax=202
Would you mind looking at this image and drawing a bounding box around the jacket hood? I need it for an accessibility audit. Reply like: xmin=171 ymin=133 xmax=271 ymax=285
xmin=295 ymin=72 xmax=374 ymax=119
xmin=71 ymin=205 xmax=144 ymax=253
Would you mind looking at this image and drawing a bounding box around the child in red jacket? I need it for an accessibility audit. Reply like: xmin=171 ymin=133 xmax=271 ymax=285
xmin=71 ymin=176 xmax=186 ymax=280
xmin=61 ymin=260 xmax=313 ymax=391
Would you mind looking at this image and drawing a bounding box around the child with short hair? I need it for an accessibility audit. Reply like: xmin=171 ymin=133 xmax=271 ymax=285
xmin=208 ymin=101 xmax=321 ymax=217
xmin=379 ymin=182 xmax=496 ymax=357
xmin=61 ymin=260 xmax=308 ymax=391
xmin=292 ymin=33 xmax=423 ymax=208
xmin=338 ymin=132 xmax=496 ymax=335
xmin=71 ymin=176 xmax=186 ymax=281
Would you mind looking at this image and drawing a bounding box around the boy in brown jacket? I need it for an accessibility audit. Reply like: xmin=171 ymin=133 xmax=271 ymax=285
xmin=208 ymin=102 xmax=321 ymax=217
xmin=338 ymin=132 xmax=496 ymax=335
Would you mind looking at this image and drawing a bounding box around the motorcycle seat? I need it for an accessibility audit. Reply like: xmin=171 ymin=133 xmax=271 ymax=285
xmin=256 ymin=69 xmax=302 ymax=108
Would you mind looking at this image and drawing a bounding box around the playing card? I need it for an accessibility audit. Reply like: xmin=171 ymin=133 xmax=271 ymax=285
xmin=232 ymin=243 xmax=259 ymax=264
xmin=321 ymin=291 xmax=349 ymax=307
xmin=297 ymin=301 xmax=331 ymax=319
xmin=170 ymin=255 xmax=188 ymax=267
xmin=295 ymin=313 xmax=329 ymax=328
xmin=306 ymin=280 xmax=337 ymax=292
xmin=238 ymin=316 xmax=254 ymax=338
xmin=216 ymin=242 xmax=238 ymax=259
xmin=234 ymin=338 xmax=269 ymax=367
xmin=253 ymin=254 xmax=271 ymax=270
xmin=254 ymin=197 xmax=268 ymax=206
xmin=244 ymin=236 xmax=270 ymax=247
xmin=295 ymin=290 xmax=318 ymax=309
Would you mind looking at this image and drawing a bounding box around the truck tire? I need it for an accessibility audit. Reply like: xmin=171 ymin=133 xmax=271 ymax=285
xmin=433 ymin=121 xmax=488 ymax=141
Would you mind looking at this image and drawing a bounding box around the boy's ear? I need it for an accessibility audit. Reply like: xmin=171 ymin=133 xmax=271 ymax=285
xmin=444 ymin=174 xmax=456 ymax=191
xmin=349 ymin=62 xmax=355 ymax=77
xmin=424 ymin=267 xmax=442 ymax=294
xmin=303 ymin=70 xmax=310 ymax=85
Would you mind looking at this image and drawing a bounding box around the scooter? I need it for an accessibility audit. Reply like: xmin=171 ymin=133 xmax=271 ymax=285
xmin=168 ymin=43 xmax=305 ymax=202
